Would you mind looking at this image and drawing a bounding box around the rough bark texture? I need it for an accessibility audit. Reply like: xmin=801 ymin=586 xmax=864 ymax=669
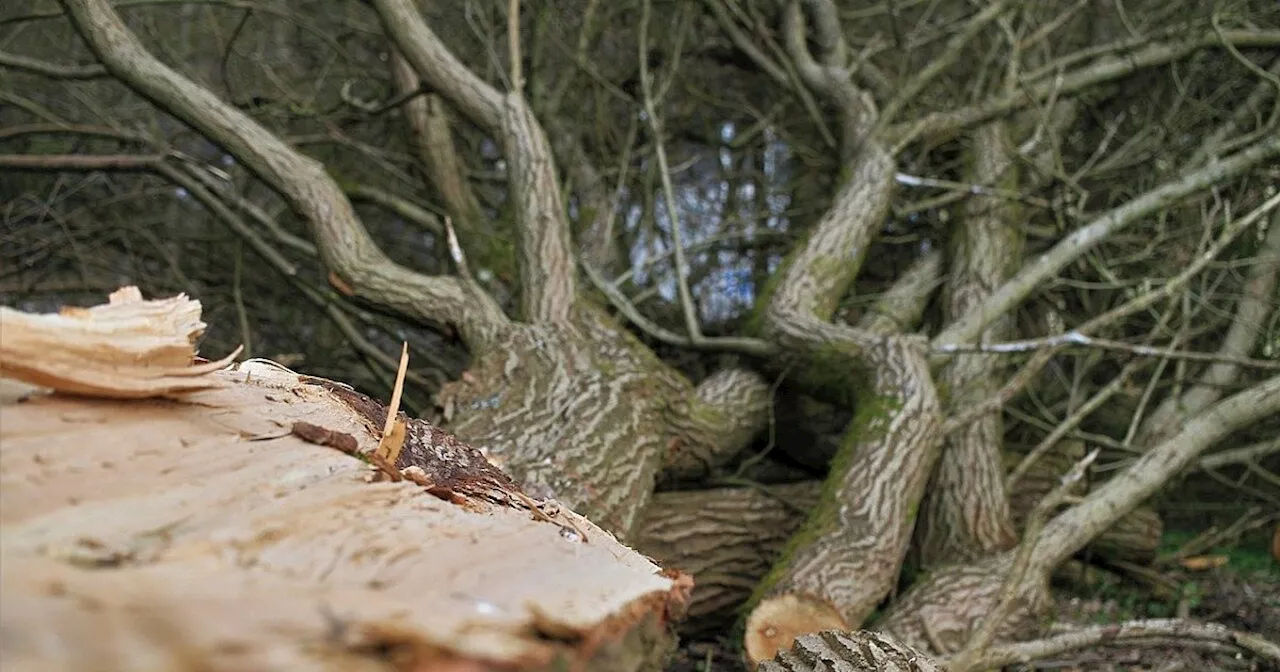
xmin=877 ymin=375 xmax=1280 ymax=655
xmin=758 ymin=630 xmax=943 ymax=672
xmin=877 ymin=553 xmax=1052 ymax=655
xmin=660 ymin=367 xmax=773 ymax=483
xmin=1006 ymin=443 xmax=1162 ymax=564
xmin=915 ymin=121 xmax=1020 ymax=567
xmin=434 ymin=306 xmax=763 ymax=540
xmin=745 ymin=336 xmax=943 ymax=662
xmin=634 ymin=483 xmax=819 ymax=634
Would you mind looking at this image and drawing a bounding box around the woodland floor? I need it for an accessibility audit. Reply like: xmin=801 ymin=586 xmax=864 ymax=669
xmin=667 ymin=529 xmax=1280 ymax=672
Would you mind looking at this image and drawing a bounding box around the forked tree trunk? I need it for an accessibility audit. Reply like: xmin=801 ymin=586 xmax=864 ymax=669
xmin=434 ymin=305 xmax=765 ymax=538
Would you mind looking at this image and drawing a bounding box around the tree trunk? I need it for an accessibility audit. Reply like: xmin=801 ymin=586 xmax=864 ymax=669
xmin=0 ymin=293 xmax=689 ymax=672
xmin=635 ymin=483 xmax=819 ymax=634
xmin=914 ymin=121 xmax=1021 ymax=567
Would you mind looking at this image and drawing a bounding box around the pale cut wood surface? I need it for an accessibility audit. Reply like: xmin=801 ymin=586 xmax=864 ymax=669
xmin=0 ymin=363 xmax=685 ymax=671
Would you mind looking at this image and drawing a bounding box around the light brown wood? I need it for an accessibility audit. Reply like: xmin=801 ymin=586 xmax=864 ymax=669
xmin=0 ymin=286 xmax=238 ymax=398
xmin=0 ymin=294 xmax=688 ymax=671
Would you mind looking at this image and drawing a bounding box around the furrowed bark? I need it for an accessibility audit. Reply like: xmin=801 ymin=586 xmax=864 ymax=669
xmin=758 ymin=630 xmax=943 ymax=672
xmin=1136 ymin=213 xmax=1280 ymax=448
xmin=660 ymin=367 xmax=773 ymax=483
xmin=745 ymin=337 xmax=943 ymax=663
xmin=853 ymin=250 xmax=942 ymax=336
xmin=635 ymin=483 xmax=819 ymax=634
xmin=433 ymin=306 xmax=691 ymax=539
xmin=373 ymin=0 xmax=576 ymax=324
xmin=1007 ymin=442 xmax=1161 ymax=564
xmin=915 ymin=122 xmax=1020 ymax=568
xmin=57 ymin=0 xmax=511 ymax=351
xmin=933 ymin=133 xmax=1280 ymax=355
xmin=743 ymin=3 xmax=946 ymax=661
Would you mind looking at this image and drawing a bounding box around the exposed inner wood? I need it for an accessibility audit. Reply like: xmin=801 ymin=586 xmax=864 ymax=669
xmin=0 ymin=293 xmax=687 ymax=672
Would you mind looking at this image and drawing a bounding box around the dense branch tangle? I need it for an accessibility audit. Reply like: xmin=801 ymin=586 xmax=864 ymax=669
xmin=6 ymin=0 xmax=1280 ymax=669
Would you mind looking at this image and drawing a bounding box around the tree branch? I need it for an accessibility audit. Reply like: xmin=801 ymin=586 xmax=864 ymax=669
xmin=0 ymin=50 xmax=107 ymax=79
xmin=932 ymin=134 xmax=1280 ymax=358
xmin=1136 ymin=210 xmax=1280 ymax=446
xmin=1031 ymin=373 xmax=1280 ymax=572
xmin=873 ymin=0 xmax=1017 ymax=131
xmin=56 ymin=0 xmax=511 ymax=351
xmin=973 ymin=618 xmax=1280 ymax=669
xmin=373 ymin=0 xmax=577 ymax=324
xmin=888 ymin=30 xmax=1280 ymax=147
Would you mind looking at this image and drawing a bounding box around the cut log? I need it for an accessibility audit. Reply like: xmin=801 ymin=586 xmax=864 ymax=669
xmin=757 ymin=630 xmax=943 ymax=672
xmin=635 ymin=484 xmax=820 ymax=634
xmin=0 ymin=292 xmax=688 ymax=671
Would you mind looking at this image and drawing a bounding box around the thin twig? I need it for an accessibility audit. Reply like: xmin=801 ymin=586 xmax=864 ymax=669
xmin=950 ymin=449 xmax=1100 ymax=672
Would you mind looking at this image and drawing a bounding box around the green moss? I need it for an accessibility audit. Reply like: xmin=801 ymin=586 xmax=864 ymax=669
xmin=743 ymin=386 xmax=900 ymax=612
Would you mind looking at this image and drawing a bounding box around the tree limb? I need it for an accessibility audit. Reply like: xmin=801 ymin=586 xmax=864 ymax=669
xmin=1136 ymin=210 xmax=1280 ymax=446
xmin=56 ymin=0 xmax=511 ymax=351
xmin=1031 ymin=373 xmax=1280 ymax=573
xmin=0 ymin=50 xmax=107 ymax=79
xmin=373 ymin=0 xmax=577 ymax=324
xmin=933 ymin=133 xmax=1280 ymax=358
xmin=889 ymin=30 xmax=1280 ymax=147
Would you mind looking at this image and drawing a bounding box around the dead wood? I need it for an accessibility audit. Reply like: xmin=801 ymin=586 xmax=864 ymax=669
xmin=0 ymin=293 xmax=689 ymax=672
xmin=635 ymin=483 xmax=819 ymax=634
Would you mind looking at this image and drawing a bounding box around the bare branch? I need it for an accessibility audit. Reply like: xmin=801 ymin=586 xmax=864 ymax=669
xmin=373 ymin=0 xmax=577 ymax=324
xmin=0 ymin=50 xmax=107 ymax=79
xmin=56 ymin=0 xmax=511 ymax=350
xmin=1199 ymin=438 xmax=1280 ymax=470
xmin=1031 ymin=373 xmax=1280 ymax=572
xmin=641 ymin=0 xmax=702 ymax=343
xmin=973 ymin=618 xmax=1280 ymax=670
xmin=344 ymin=183 xmax=443 ymax=236
xmin=855 ymin=250 xmax=942 ymax=335
xmin=581 ymin=261 xmax=775 ymax=357
xmin=936 ymin=331 xmax=1280 ymax=370
xmin=388 ymin=51 xmax=484 ymax=235
xmin=948 ymin=449 xmax=1098 ymax=672
xmin=933 ymin=134 xmax=1280 ymax=357
xmin=942 ymin=191 xmax=1280 ymax=435
xmin=1136 ymin=211 xmax=1280 ymax=446
xmin=889 ymin=30 xmax=1280 ymax=147
xmin=873 ymin=0 xmax=1017 ymax=130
